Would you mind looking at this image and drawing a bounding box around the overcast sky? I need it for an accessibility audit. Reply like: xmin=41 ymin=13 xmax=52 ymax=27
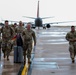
xmin=0 ymin=0 xmax=76 ymax=25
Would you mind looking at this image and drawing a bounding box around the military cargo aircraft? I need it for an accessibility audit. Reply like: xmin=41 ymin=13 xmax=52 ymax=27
xmin=1 ymin=1 xmax=76 ymax=29
xmin=23 ymin=1 xmax=76 ymax=29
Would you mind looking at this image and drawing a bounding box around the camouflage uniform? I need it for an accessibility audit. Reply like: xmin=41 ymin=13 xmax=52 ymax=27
xmin=11 ymin=25 xmax=17 ymax=36
xmin=15 ymin=25 xmax=25 ymax=44
xmin=65 ymin=31 xmax=76 ymax=61
xmin=11 ymin=25 xmax=17 ymax=46
xmin=15 ymin=25 xmax=25 ymax=34
xmin=0 ymin=32 xmax=2 ymax=60
xmin=0 ymin=26 xmax=14 ymax=60
xmin=22 ymin=29 xmax=36 ymax=63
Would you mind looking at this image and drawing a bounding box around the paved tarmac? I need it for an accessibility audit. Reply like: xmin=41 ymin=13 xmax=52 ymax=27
xmin=0 ymin=26 xmax=76 ymax=75
xmin=30 ymin=27 xmax=76 ymax=75
xmin=0 ymin=50 xmax=22 ymax=75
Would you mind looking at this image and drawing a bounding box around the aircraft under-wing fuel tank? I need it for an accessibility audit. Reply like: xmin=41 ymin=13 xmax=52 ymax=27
xmin=23 ymin=1 xmax=76 ymax=29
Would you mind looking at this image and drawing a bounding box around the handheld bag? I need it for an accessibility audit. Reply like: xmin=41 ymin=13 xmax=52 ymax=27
xmin=14 ymin=46 xmax=23 ymax=63
xmin=14 ymin=34 xmax=23 ymax=63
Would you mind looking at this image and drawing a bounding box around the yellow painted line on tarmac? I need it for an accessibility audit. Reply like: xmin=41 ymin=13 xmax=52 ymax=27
xmin=21 ymin=64 xmax=30 ymax=75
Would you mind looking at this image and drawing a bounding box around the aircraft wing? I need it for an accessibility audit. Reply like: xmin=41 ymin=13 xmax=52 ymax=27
xmin=1 ymin=19 xmax=28 ymax=24
xmin=2 ymin=19 xmax=19 ymax=23
xmin=8 ymin=20 xmax=28 ymax=24
xmin=7 ymin=20 xmax=19 ymax=23
xmin=44 ymin=20 xmax=76 ymax=25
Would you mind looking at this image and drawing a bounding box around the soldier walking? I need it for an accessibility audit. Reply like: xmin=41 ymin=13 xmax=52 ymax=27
xmin=66 ymin=26 xmax=76 ymax=63
xmin=12 ymin=23 xmax=17 ymax=36
xmin=15 ymin=21 xmax=24 ymax=34
xmin=11 ymin=23 xmax=17 ymax=46
xmin=0 ymin=20 xmax=14 ymax=60
xmin=22 ymin=22 xmax=36 ymax=64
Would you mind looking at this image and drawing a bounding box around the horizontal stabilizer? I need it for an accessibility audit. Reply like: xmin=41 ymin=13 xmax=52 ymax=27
xmin=41 ymin=16 xmax=55 ymax=19
xmin=22 ymin=16 xmax=36 ymax=19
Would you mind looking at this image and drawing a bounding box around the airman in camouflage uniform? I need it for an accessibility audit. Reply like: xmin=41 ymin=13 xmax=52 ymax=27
xmin=0 ymin=33 xmax=2 ymax=60
xmin=15 ymin=21 xmax=25 ymax=46
xmin=11 ymin=23 xmax=17 ymax=36
xmin=0 ymin=20 xmax=14 ymax=60
xmin=65 ymin=26 xmax=76 ymax=63
xmin=15 ymin=21 xmax=25 ymax=34
xmin=11 ymin=23 xmax=17 ymax=46
xmin=22 ymin=22 xmax=36 ymax=64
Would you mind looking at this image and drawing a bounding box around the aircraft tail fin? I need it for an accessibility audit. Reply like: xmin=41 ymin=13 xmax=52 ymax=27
xmin=37 ymin=1 xmax=39 ymax=18
xmin=22 ymin=1 xmax=54 ymax=19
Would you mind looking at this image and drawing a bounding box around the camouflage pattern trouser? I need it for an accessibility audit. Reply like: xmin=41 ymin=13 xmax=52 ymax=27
xmin=0 ymin=42 xmax=1 ymax=60
xmin=23 ymin=41 xmax=32 ymax=60
xmin=2 ymin=40 xmax=12 ymax=58
xmin=69 ymin=42 xmax=76 ymax=59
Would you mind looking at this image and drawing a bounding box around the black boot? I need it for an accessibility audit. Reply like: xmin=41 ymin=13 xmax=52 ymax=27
xmin=24 ymin=56 xmax=26 ymax=65
xmin=3 ymin=53 xmax=6 ymax=58
xmin=72 ymin=58 xmax=75 ymax=63
xmin=7 ymin=56 xmax=9 ymax=61
xmin=28 ymin=58 xmax=31 ymax=64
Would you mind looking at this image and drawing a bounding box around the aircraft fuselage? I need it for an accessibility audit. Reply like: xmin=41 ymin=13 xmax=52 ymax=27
xmin=35 ymin=17 xmax=43 ymax=27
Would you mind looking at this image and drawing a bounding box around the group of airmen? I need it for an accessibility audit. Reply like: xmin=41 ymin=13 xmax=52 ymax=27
xmin=0 ymin=20 xmax=36 ymax=64
xmin=0 ymin=20 xmax=76 ymax=64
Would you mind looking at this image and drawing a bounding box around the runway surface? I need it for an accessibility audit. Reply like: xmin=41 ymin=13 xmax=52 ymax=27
xmin=31 ymin=26 xmax=76 ymax=75
xmin=0 ymin=26 xmax=76 ymax=75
